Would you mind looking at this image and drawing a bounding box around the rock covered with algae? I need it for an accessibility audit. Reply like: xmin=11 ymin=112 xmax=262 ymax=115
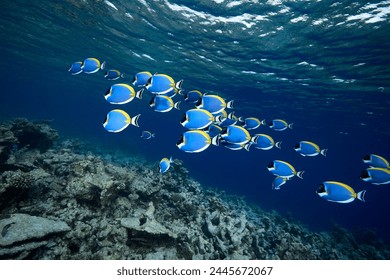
xmin=0 ymin=118 xmax=389 ymax=260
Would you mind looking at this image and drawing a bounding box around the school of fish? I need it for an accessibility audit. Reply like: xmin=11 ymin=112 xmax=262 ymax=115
xmin=69 ymin=57 xmax=390 ymax=205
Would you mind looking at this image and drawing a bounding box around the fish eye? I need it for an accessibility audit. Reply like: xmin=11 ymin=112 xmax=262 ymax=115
xmin=149 ymin=97 xmax=155 ymax=105
xmin=180 ymin=113 xmax=187 ymax=123
xmin=362 ymin=154 xmax=370 ymax=161
xmin=317 ymin=184 xmax=325 ymax=193
xmin=195 ymin=98 xmax=202 ymax=106
xmin=267 ymin=161 xmax=274 ymax=169
xmin=176 ymin=135 xmax=184 ymax=146
xmin=294 ymin=143 xmax=300 ymax=149
xmin=268 ymin=121 xmax=273 ymax=126
xmin=146 ymin=77 xmax=152 ymax=85
xmin=360 ymin=170 xmax=369 ymax=179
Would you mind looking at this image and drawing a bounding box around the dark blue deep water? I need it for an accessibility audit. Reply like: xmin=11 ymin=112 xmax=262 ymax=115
xmin=1 ymin=0 xmax=390 ymax=244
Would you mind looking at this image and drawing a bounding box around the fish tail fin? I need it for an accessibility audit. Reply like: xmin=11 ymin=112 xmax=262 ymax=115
xmin=121 ymin=73 xmax=125 ymax=79
xmin=244 ymin=142 xmax=252 ymax=151
xmin=250 ymin=135 xmax=259 ymax=143
xmin=136 ymin=89 xmax=144 ymax=99
xmin=238 ymin=117 xmax=244 ymax=122
xmin=215 ymin=115 xmax=225 ymax=123
xmin=296 ymin=170 xmax=305 ymax=179
xmin=131 ymin=114 xmax=141 ymax=127
xmin=169 ymin=156 xmax=174 ymax=163
xmin=357 ymin=190 xmax=366 ymax=202
xmin=261 ymin=119 xmax=267 ymax=125
xmin=275 ymin=141 xmax=282 ymax=149
xmin=211 ymin=135 xmax=221 ymax=146
xmin=226 ymin=100 xmax=234 ymax=109
xmin=174 ymin=101 xmax=181 ymax=110
xmin=227 ymin=111 xmax=235 ymax=119
xmin=176 ymin=80 xmax=184 ymax=89
xmin=178 ymin=89 xmax=184 ymax=95
xmin=152 ymin=133 xmax=156 ymax=138
xmin=100 ymin=61 xmax=106 ymax=70
xmin=288 ymin=123 xmax=294 ymax=129
xmin=320 ymin=148 xmax=328 ymax=157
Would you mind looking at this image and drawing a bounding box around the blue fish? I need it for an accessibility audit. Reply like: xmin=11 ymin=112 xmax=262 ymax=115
xmin=207 ymin=124 xmax=223 ymax=138
xmin=159 ymin=157 xmax=173 ymax=173
xmin=272 ymin=176 xmax=287 ymax=190
xmin=146 ymin=73 xmax=183 ymax=95
xmin=176 ymin=130 xmax=214 ymax=153
xmin=149 ymin=95 xmax=180 ymax=113
xmin=362 ymin=154 xmax=390 ymax=169
xmin=103 ymin=109 xmax=140 ymax=133
xmin=160 ymin=88 xmax=181 ymax=99
xmin=68 ymin=61 xmax=82 ymax=75
xmin=81 ymin=58 xmax=105 ymax=74
xmin=132 ymin=71 xmax=152 ymax=87
xmin=220 ymin=125 xmax=251 ymax=145
xmin=269 ymin=119 xmax=293 ymax=131
xmin=218 ymin=112 xmax=237 ymax=126
xmin=221 ymin=141 xmax=246 ymax=151
xmin=240 ymin=117 xmax=266 ymax=130
xmin=104 ymin=69 xmax=124 ymax=80
xmin=184 ymin=90 xmax=203 ymax=103
xmin=140 ymin=131 xmax=155 ymax=139
xmin=360 ymin=168 xmax=390 ymax=185
xmin=317 ymin=181 xmax=366 ymax=203
xmin=294 ymin=141 xmax=327 ymax=157
xmin=267 ymin=160 xmax=304 ymax=179
xmin=181 ymin=109 xmax=217 ymax=130
xmin=250 ymin=134 xmax=282 ymax=150
xmin=196 ymin=94 xmax=233 ymax=114
xmin=105 ymin=83 xmax=143 ymax=105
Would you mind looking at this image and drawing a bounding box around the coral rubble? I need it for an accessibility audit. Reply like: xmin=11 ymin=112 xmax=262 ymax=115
xmin=0 ymin=118 xmax=389 ymax=260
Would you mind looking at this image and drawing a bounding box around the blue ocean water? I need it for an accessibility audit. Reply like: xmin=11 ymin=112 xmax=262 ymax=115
xmin=1 ymin=0 xmax=390 ymax=244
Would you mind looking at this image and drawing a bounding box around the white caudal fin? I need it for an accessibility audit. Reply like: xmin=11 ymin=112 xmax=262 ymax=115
xmin=261 ymin=119 xmax=267 ymax=125
xmin=136 ymin=89 xmax=144 ymax=99
xmin=357 ymin=190 xmax=366 ymax=202
xmin=227 ymin=111 xmax=235 ymax=119
xmin=100 ymin=61 xmax=106 ymax=70
xmin=226 ymin=100 xmax=234 ymax=109
xmin=250 ymin=135 xmax=259 ymax=143
xmin=174 ymin=101 xmax=181 ymax=110
xmin=176 ymin=80 xmax=184 ymax=89
xmin=169 ymin=156 xmax=174 ymax=163
xmin=288 ymin=123 xmax=294 ymax=129
xmin=320 ymin=148 xmax=328 ymax=157
xmin=244 ymin=142 xmax=252 ymax=151
xmin=296 ymin=170 xmax=305 ymax=179
xmin=215 ymin=115 xmax=226 ymax=123
xmin=275 ymin=141 xmax=282 ymax=149
xmin=211 ymin=135 xmax=221 ymax=146
xmin=131 ymin=114 xmax=141 ymax=127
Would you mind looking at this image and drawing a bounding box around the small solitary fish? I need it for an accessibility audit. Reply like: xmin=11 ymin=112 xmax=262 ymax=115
xmin=68 ymin=61 xmax=82 ymax=75
xmin=104 ymin=69 xmax=125 ymax=80
xmin=140 ymin=131 xmax=155 ymax=139
xmin=268 ymin=119 xmax=293 ymax=131
xmin=159 ymin=157 xmax=173 ymax=173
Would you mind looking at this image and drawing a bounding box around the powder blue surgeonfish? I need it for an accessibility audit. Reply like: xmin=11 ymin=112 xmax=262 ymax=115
xmin=103 ymin=109 xmax=140 ymax=133
xmin=184 ymin=90 xmax=203 ymax=103
xmin=132 ymin=71 xmax=152 ymax=87
xmin=207 ymin=124 xmax=223 ymax=138
xmin=239 ymin=117 xmax=266 ymax=130
xmin=250 ymin=134 xmax=281 ymax=150
xmin=68 ymin=61 xmax=82 ymax=75
xmin=294 ymin=141 xmax=327 ymax=157
xmin=196 ymin=94 xmax=234 ymax=115
xmin=317 ymin=181 xmax=366 ymax=203
xmin=81 ymin=58 xmax=105 ymax=74
xmin=159 ymin=157 xmax=173 ymax=173
xmin=360 ymin=168 xmax=390 ymax=185
xmin=219 ymin=125 xmax=251 ymax=145
xmin=149 ymin=95 xmax=180 ymax=113
xmin=145 ymin=73 xmax=183 ymax=95
xmin=140 ymin=131 xmax=155 ymax=139
xmin=362 ymin=154 xmax=390 ymax=169
xmin=104 ymin=69 xmax=124 ymax=80
xmin=176 ymin=130 xmax=215 ymax=153
xmin=268 ymin=119 xmax=293 ymax=131
xmin=181 ymin=109 xmax=221 ymax=130
xmin=272 ymin=176 xmax=287 ymax=190
xmin=105 ymin=84 xmax=143 ymax=105
xmin=267 ymin=160 xmax=304 ymax=179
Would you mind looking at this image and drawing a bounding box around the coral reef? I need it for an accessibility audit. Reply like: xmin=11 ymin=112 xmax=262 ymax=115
xmin=0 ymin=118 xmax=389 ymax=260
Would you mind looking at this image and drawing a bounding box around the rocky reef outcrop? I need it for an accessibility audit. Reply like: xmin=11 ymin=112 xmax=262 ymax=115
xmin=0 ymin=118 xmax=389 ymax=260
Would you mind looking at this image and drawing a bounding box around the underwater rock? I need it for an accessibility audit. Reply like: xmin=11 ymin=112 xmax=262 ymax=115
xmin=0 ymin=214 xmax=70 ymax=246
